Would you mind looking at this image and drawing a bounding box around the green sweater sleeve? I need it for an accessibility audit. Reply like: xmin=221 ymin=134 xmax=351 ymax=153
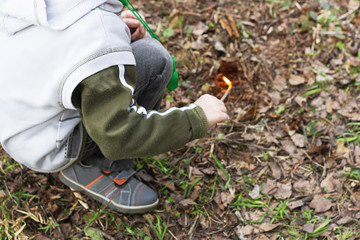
xmin=72 ymin=65 xmax=208 ymax=160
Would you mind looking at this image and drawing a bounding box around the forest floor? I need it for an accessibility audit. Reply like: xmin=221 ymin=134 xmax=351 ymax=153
xmin=2 ymin=0 xmax=360 ymax=239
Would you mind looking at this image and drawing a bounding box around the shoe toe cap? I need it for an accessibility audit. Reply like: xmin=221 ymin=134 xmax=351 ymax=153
xmin=137 ymin=185 xmax=158 ymax=206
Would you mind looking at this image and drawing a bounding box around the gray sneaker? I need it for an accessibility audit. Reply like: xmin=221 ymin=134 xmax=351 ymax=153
xmin=59 ymin=161 xmax=158 ymax=214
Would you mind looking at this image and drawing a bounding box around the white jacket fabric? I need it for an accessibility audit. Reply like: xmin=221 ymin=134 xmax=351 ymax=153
xmin=0 ymin=0 xmax=135 ymax=172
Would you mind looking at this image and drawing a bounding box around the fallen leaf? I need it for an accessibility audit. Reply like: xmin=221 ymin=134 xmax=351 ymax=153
xmin=312 ymin=60 xmax=330 ymax=73
xmin=274 ymin=182 xmax=292 ymax=200
xmin=178 ymin=213 xmax=191 ymax=227
xmin=336 ymin=141 xmax=351 ymax=156
xmin=249 ymin=185 xmax=260 ymax=199
xmin=268 ymin=162 xmax=282 ymax=180
xmin=262 ymin=179 xmax=277 ymax=195
xmin=0 ymin=190 xmax=7 ymax=198
xmin=293 ymin=180 xmax=315 ymax=195
xmin=219 ymin=16 xmax=240 ymax=41
xmin=309 ymin=195 xmax=333 ymax=213
xmin=221 ymin=192 xmax=235 ymax=207
xmin=241 ymin=225 xmax=254 ymax=236
xmin=287 ymin=200 xmax=304 ymax=210
xmin=320 ymin=173 xmax=343 ymax=193
xmin=259 ymin=223 xmax=280 ymax=232
xmin=34 ymin=235 xmax=51 ymax=240
xmin=289 ymin=75 xmax=306 ymax=85
xmin=192 ymin=21 xmax=208 ymax=36
xmin=336 ymin=216 xmax=354 ymax=225
xmin=272 ymin=75 xmax=287 ymax=92
xmin=267 ymin=91 xmax=281 ymax=105
xmin=303 ymin=223 xmax=314 ymax=233
xmin=350 ymin=192 xmax=360 ymax=208
xmin=179 ymin=199 xmax=197 ymax=206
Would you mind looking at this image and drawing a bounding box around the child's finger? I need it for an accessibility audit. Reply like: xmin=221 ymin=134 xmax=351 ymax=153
xmin=123 ymin=18 xmax=140 ymax=29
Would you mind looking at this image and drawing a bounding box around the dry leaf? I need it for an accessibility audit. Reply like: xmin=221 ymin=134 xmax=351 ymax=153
xmin=272 ymin=75 xmax=287 ymax=92
xmin=268 ymin=162 xmax=282 ymax=180
xmin=259 ymin=223 xmax=280 ymax=232
xmin=219 ymin=16 xmax=240 ymax=41
xmin=249 ymin=185 xmax=260 ymax=199
xmin=289 ymin=75 xmax=306 ymax=85
xmin=303 ymin=223 xmax=314 ymax=233
xmin=320 ymin=173 xmax=343 ymax=193
xmin=309 ymin=195 xmax=333 ymax=213
xmin=221 ymin=192 xmax=235 ymax=207
xmin=336 ymin=216 xmax=354 ymax=225
xmin=262 ymin=179 xmax=277 ymax=195
xmin=350 ymin=192 xmax=360 ymax=208
xmin=288 ymin=200 xmax=304 ymax=210
xmin=291 ymin=133 xmax=307 ymax=148
xmin=242 ymin=225 xmax=254 ymax=236
xmin=192 ymin=21 xmax=208 ymax=36
xmin=274 ymin=182 xmax=292 ymax=200
xmin=179 ymin=199 xmax=197 ymax=206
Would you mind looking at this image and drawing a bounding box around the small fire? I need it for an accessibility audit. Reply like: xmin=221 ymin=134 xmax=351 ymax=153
xmin=220 ymin=76 xmax=232 ymax=101
xmin=222 ymin=76 xmax=232 ymax=87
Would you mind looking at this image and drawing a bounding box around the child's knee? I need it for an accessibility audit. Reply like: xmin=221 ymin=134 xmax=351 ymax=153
xmin=132 ymin=38 xmax=172 ymax=67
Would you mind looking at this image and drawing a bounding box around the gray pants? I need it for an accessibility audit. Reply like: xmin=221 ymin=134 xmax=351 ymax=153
xmin=82 ymin=37 xmax=173 ymax=171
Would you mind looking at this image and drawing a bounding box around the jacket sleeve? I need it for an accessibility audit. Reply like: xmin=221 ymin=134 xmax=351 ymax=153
xmin=71 ymin=65 xmax=209 ymax=160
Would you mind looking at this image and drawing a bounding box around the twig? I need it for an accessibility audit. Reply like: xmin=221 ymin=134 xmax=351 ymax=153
xmin=188 ymin=213 xmax=200 ymax=237
xmin=168 ymin=230 xmax=179 ymax=240
xmin=40 ymin=205 xmax=65 ymax=240
xmin=338 ymin=7 xmax=359 ymax=20
xmin=320 ymin=31 xmax=360 ymax=39
xmin=202 ymin=205 xmax=212 ymax=228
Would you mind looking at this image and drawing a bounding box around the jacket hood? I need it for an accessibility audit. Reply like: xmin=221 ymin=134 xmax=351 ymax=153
xmin=0 ymin=0 xmax=122 ymax=35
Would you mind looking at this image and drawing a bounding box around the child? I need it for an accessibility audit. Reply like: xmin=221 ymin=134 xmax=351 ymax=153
xmin=0 ymin=0 xmax=228 ymax=214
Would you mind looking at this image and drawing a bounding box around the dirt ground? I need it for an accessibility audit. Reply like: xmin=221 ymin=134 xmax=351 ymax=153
xmin=2 ymin=0 xmax=360 ymax=239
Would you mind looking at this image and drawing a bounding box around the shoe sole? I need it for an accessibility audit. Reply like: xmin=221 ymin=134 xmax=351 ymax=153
xmin=59 ymin=171 xmax=159 ymax=214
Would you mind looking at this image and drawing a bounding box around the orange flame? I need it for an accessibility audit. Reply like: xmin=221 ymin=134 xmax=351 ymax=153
xmin=220 ymin=76 xmax=232 ymax=101
xmin=222 ymin=76 xmax=232 ymax=87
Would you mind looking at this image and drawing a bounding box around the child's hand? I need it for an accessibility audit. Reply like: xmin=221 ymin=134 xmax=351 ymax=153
xmin=194 ymin=94 xmax=229 ymax=128
xmin=121 ymin=10 xmax=147 ymax=42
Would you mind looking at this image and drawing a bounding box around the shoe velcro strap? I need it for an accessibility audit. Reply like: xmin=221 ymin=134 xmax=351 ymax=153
xmin=112 ymin=169 xmax=137 ymax=186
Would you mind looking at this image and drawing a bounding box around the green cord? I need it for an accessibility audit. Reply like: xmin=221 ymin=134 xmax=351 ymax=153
xmin=119 ymin=0 xmax=178 ymax=91
xmin=119 ymin=0 xmax=159 ymax=41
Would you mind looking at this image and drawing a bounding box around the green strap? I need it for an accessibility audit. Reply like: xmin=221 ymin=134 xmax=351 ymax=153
xmin=119 ymin=0 xmax=178 ymax=91
xmin=119 ymin=0 xmax=159 ymax=41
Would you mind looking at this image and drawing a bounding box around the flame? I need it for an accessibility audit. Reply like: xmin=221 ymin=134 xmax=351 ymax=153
xmin=222 ymin=76 xmax=232 ymax=87
xmin=220 ymin=76 xmax=232 ymax=101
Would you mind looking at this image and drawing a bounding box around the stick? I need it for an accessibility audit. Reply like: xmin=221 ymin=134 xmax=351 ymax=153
xmin=220 ymin=85 xmax=232 ymax=101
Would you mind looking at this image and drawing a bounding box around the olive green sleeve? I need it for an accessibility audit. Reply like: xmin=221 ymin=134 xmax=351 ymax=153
xmin=72 ymin=65 xmax=208 ymax=160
